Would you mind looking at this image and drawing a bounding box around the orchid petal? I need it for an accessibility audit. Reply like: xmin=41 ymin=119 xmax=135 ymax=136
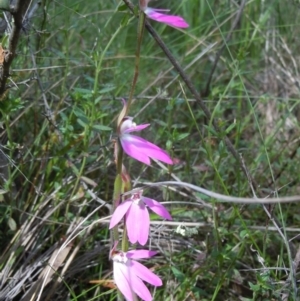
xmin=113 ymin=250 xmax=161 ymax=301
xmin=109 ymin=200 xmax=132 ymax=229
xmin=120 ymin=118 xmax=134 ymax=133
xmin=127 ymin=250 xmax=158 ymax=259
xmin=142 ymin=197 xmax=172 ymax=220
xmin=121 ymin=135 xmax=173 ymax=165
xmin=114 ymin=261 xmax=134 ymax=301
xmin=123 ymin=123 xmax=150 ymax=134
xmin=126 ymin=201 xmax=149 ymax=245
xmin=126 ymin=136 xmax=172 ymax=163
xmin=131 ymin=260 xmax=163 ymax=286
xmin=145 ymin=8 xmax=189 ymax=28
xmin=128 ymin=270 xmax=153 ymax=301
xmin=120 ymin=137 xmax=151 ymax=165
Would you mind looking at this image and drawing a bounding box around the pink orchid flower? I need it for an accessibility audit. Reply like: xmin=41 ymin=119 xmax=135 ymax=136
xmin=139 ymin=0 xmax=189 ymax=29
xmin=109 ymin=190 xmax=172 ymax=245
xmin=111 ymin=248 xmax=162 ymax=301
xmin=119 ymin=118 xmax=173 ymax=165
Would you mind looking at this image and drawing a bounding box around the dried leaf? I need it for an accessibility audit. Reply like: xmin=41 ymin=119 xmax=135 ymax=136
xmin=0 ymin=44 xmax=6 ymax=64
xmin=89 ymin=279 xmax=116 ymax=289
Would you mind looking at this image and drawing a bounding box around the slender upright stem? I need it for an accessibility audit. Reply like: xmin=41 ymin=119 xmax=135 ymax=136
xmin=111 ymin=141 xmax=124 ymax=242
xmin=126 ymin=11 xmax=145 ymax=115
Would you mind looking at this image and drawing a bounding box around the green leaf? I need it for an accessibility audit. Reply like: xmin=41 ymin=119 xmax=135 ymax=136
xmin=77 ymin=118 xmax=87 ymax=128
xmin=92 ymin=124 xmax=112 ymax=132
xmin=8 ymin=217 xmax=17 ymax=231
xmin=117 ymin=4 xmax=127 ymax=11
xmin=80 ymin=51 xmax=95 ymax=64
xmin=177 ymin=133 xmax=189 ymax=141
xmin=239 ymin=230 xmax=249 ymax=239
xmin=166 ymin=140 xmax=172 ymax=150
xmin=171 ymin=267 xmax=185 ymax=282
xmin=121 ymin=14 xmax=130 ymax=27
xmin=73 ymin=88 xmax=92 ymax=95
xmin=248 ymin=281 xmax=260 ymax=292
xmin=73 ymin=107 xmax=87 ymax=118
xmin=99 ymin=85 xmax=116 ymax=94
xmin=203 ymin=124 xmax=217 ymax=136
xmin=225 ymin=122 xmax=236 ymax=134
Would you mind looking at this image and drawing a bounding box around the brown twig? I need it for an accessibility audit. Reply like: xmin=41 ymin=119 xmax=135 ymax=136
xmin=0 ymin=0 xmax=32 ymax=95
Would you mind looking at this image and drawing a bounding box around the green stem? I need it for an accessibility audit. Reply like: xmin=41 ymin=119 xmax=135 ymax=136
xmin=121 ymin=226 xmax=129 ymax=252
xmin=112 ymin=174 xmax=122 ymax=242
xmin=112 ymin=140 xmax=124 ymax=242
xmin=126 ymin=10 xmax=145 ymax=115
xmin=116 ymin=140 xmax=130 ymax=252
xmin=116 ymin=139 xmax=123 ymax=175
xmin=117 ymin=12 xmax=146 ymax=253
xmin=93 ymin=25 xmax=123 ymax=95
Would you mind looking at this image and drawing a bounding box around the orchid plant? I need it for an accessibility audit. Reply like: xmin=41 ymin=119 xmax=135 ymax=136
xmin=107 ymin=1 xmax=189 ymax=300
xmin=110 ymin=190 xmax=172 ymax=245
xmin=119 ymin=117 xmax=173 ymax=165
xmin=111 ymin=247 xmax=162 ymax=301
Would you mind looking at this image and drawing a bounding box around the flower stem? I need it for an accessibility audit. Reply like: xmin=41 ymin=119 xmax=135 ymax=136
xmin=121 ymin=226 xmax=129 ymax=252
xmin=116 ymin=139 xmax=123 ymax=175
xmin=112 ymin=174 xmax=122 ymax=242
xmin=126 ymin=10 xmax=145 ymax=115
xmin=111 ymin=140 xmax=124 ymax=242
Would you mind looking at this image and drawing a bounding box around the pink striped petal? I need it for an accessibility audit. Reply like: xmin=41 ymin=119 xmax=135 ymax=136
xmin=127 ymin=250 xmax=157 ymax=259
xmin=121 ymin=135 xmax=173 ymax=165
xmin=123 ymin=123 xmax=150 ymax=134
xmin=114 ymin=261 xmax=134 ymax=301
xmin=126 ymin=136 xmax=173 ymax=163
xmin=131 ymin=260 xmax=162 ymax=286
xmin=128 ymin=270 xmax=153 ymax=301
xmin=120 ymin=137 xmax=151 ymax=165
xmin=126 ymin=201 xmax=150 ymax=245
xmin=145 ymin=8 xmax=189 ymax=28
xmin=113 ymin=250 xmax=161 ymax=301
xmin=109 ymin=200 xmax=132 ymax=229
xmin=142 ymin=197 xmax=172 ymax=220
